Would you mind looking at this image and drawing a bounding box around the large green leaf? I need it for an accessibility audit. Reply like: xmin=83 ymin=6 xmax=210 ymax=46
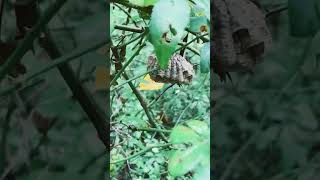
xmin=168 ymin=145 xmax=202 ymax=176
xmin=200 ymin=42 xmax=210 ymax=73
xmin=186 ymin=120 xmax=209 ymax=137
xmin=129 ymin=0 xmax=157 ymax=6
xmin=169 ymin=125 xmax=201 ymax=144
xmin=288 ymin=0 xmax=320 ymax=37
xmin=189 ymin=16 xmax=209 ymax=33
xmin=149 ymin=0 xmax=190 ymax=68
xmin=193 ymin=0 xmax=210 ymax=20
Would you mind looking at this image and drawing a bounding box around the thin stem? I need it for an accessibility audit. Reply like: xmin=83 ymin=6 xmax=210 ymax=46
xmin=130 ymin=127 xmax=171 ymax=133
xmin=176 ymin=32 xmax=209 ymax=52
xmin=0 ymin=0 xmax=68 ymax=82
xmin=111 ymin=69 xmax=155 ymax=91
xmin=114 ymin=24 xmax=144 ymax=33
xmin=185 ymin=28 xmax=210 ymax=42
xmin=110 ymin=41 xmax=146 ymax=86
xmin=147 ymin=83 xmax=175 ymax=108
xmin=123 ymin=72 xmax=167 ymax=141
xmin=111 ymin=0 xmax=152 ymax=13
xmin=110 ymin=143 xmax=172 ymax=164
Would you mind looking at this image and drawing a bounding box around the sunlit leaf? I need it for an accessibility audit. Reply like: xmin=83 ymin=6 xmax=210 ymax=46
xmin=169 ymin=125 xmax=201 ymax=144
xmin=168 ymin=146 xmax=201 ymax=176
xmin=138 ymin=74 xmax=164 ymax=90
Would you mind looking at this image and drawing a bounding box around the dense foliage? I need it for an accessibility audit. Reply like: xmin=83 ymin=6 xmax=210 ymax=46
xmin=110 ymin=0 xmax=210 ymax=179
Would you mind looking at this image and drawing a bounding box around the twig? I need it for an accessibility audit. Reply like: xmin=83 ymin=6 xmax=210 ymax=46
xmin=147 ymin=83 xmax=175 ymax=108
xmin=185 ymin=28 xmax=210 ymax=42
xmin=0 ymin=0 xmax=68 ymax=82
xmin=114 ymin=4 xmax=138 ymax=27
xmin=176 ymin=33 xmax=209 ymax=52
xmin=123 ymin=72 xmax=168 ymax=141
xmin=130 ymin=127 xmax=171 ymax=133
xmin=114 ymin=24 xmax=144 ymax=33
xmin=178 ymin=42 xmax=200 ymax=55
xmin=111 ymin=0 xmax=152 ymax=13
xmin=110 ymin=41 xmax=146 ymax=85
xmin=111 ymin=69 xmax=155 ymax=91
xmin=110 ymin=143 xmax=172 ymax=164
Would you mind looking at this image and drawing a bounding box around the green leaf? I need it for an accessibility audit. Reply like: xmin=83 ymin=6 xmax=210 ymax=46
xmin=288 ymin=0 xmax=320 ymax=37
xmin=129 ymin=0 xmax=157 ymax=7
xmin=168 ymin=141 xmax=209 ymax=177
xmin=149 ymin=0 xmax=190 ymax=68
xmin=186 ymin=120 xmax=209 ymax=137
xmin=169 ymin=125 xmax=201 ymax=144
xmin=189 ymin=16 xmax=209 ymax=33
xmin=193 ymin=0 xmax=210 ymax=20
xmin=168 ymin=146 xmax=202 ymax=176
xmin=200 ymin=42 xmax=210 ymax=73
xmin=193 ymin=165 xmax=210 ymax=180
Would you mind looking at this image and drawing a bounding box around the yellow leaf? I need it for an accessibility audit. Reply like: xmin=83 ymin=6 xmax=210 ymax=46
xmin=139 ymin=74 xmax=164 ymax=90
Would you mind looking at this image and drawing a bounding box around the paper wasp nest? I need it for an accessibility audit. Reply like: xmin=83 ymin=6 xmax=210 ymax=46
xmin=147 ymin=54 xmax=195 ymax=84
xmin=213 ymin=0 xmax=272 ymax=80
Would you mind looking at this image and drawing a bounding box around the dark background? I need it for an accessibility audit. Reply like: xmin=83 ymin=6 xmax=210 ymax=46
xmin=0 ymin=0 xmax=108 ymax=179
xmin=213 ymin=0 xmax=320 ymax=180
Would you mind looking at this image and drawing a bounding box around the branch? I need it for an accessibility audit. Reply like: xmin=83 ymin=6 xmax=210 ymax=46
xmin=0 ymin=0 xmax=68 ymax=82
xmin=130 ymin=127 xmax=171 ymax=133
xmin=123 ymin=72 xmax=168 ymax=141
xmin=114 ymin=24 xmax=144 ymax=33
xmin=110 ymin=40 xmax=146 ymax=85
xmin=40 ymin=30 xmax=109 ymax=148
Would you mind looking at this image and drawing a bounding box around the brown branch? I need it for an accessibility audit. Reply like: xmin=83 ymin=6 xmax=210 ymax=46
xmin=40 ymin=29 xmax=109 ymax=148
xmin=114 ymin=24 xmax=144 ymax=33
xmin=123 ymin=72 xmax=168 ymax=141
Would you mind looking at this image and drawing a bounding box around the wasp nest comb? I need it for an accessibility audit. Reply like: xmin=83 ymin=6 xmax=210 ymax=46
xmin=213 ymin=0 xmax=272 ymax=80
xmin=147 ymin=54 xmax=195 ymax=84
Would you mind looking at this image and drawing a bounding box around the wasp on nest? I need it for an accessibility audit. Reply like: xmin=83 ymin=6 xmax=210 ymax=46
xmin=147 ymin=53 xmax=195 ymax=85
